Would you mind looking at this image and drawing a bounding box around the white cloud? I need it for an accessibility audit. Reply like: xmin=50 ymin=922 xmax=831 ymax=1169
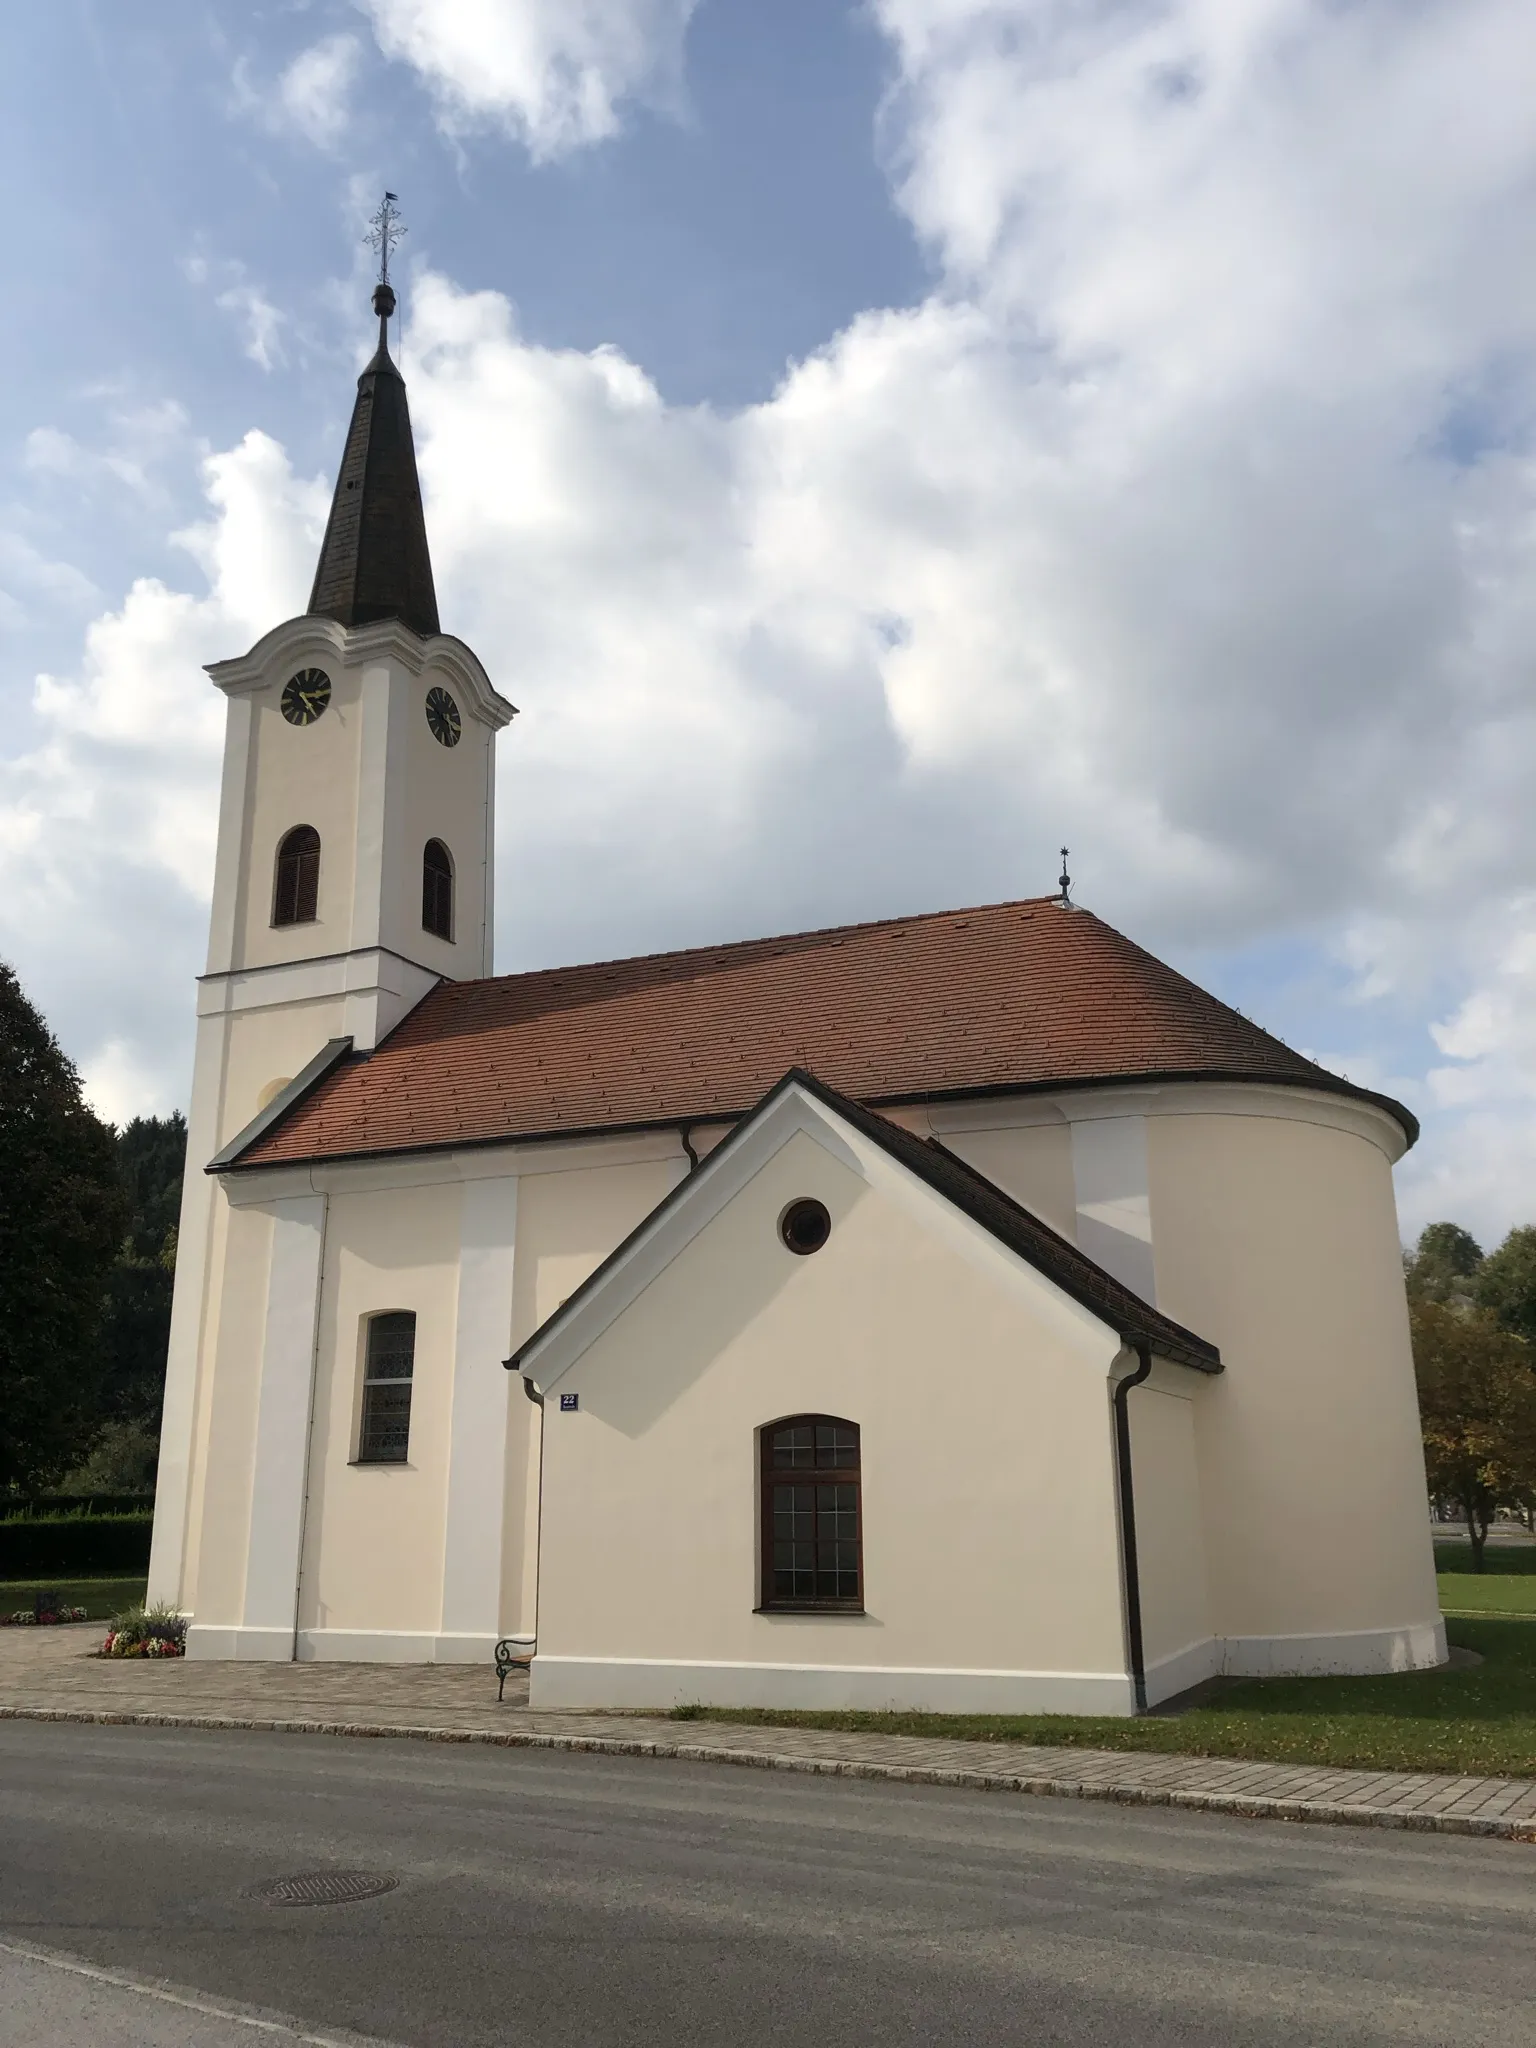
xmin=215 ymin=282 xmax=286 ymax=372
xmin=0 ymin=434 xmax=327 ymax=1114
xmin=81 ymin=1038 xmax=173 ymax=1129
xmin=184 ymin=252 xmax=288 ymax=371
xmin=0 ymin=530 xmax=99 ymax=621
xmin=10 ymin=1 xmax=1536 ymax=1242
xmin=232 ymin=33 xmax=362 ymax=155
xmin=277 ymin=33 xmax=362 ymax=150
xmin=358 ymin=0 xmax=699 ymax=157
xmin=22 ymin=401 xmax=191 ymax=502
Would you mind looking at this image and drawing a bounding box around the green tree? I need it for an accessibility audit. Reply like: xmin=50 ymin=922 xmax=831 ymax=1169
xmin=116 ymin=1113 xmax=185 ymax=1259
xmin=99 ymin=1114 xmax=185 ymax=1429
xmin=1476 ymin=1225 xmax=1536 ymax=1349
xmin=0 ymin=961 xmax=128 ymax=1488
xmin=1411 ymin=1299 xmax=1536 ymax=1569
xmin=1404 ymin=1221 xmax=1483 ymax=1306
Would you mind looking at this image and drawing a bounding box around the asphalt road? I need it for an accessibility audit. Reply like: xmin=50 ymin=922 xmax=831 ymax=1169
xmin=2 ymin=1721 xmax=1535 ymax=2046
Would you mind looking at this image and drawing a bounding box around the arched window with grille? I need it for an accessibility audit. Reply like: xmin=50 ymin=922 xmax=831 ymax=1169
xmin=272 ymin=825 xmax=320 ymax=927
xmin=357 ymin=1312 xmax=416 ymax=1464
xmin=759 ymin=1416 xmax=862 ymax=1612
xmin=422 ymin=838 xmax=454 ymax=941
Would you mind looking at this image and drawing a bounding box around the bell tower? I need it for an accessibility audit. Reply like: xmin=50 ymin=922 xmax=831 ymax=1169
xmin=147 ymin=221 xmax=515 ymax=1609
xmin=202 ymin=263 xmax=513 ymax=1053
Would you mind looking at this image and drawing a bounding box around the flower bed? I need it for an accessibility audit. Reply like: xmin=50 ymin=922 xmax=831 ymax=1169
xmin=101 ymin=1630 xmax=183 ymax=1657
xmin=101 ymin=1603 xmax=187 ymax=1659
xmin=3 ymin=1604 xmax=88 ymax=1626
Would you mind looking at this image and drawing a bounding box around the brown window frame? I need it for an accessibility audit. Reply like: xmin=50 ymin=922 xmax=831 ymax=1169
xmin=422 ymin=838 xmax=454 ymax=941
xmin=273 ymin=824 xmax=320 ymax=927
xmin=758 ymin=1414 xmax=863 ymax=1614
xmin=356 ymin=1311 xmax=416 ymax=1465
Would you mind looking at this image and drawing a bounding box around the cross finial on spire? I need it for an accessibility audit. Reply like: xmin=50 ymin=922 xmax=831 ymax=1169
xmin=1058 ymin=847 xmax=1072 ymax=907
xmin=364 ymin=193 xmax=406 ymax=341
xmin=365 ymin=192 xmax=407 ymax=288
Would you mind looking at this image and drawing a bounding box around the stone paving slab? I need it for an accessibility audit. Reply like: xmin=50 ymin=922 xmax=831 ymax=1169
xmin=2 ymin=1624 xmax=1533 ymax=1842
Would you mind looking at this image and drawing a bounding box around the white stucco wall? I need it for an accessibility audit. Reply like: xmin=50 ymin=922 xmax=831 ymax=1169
xmin=180 ymin=1200 xmax=271 ymax=1628
xmin=1127 ymin=1372 xmax=1212 ymax=1702
xmin=1149 ymin=1106 xmax=1443 ymax=1675
xmin=179 ymin=1129 xmax=687 ymax=1658
xmin=940 ymin=1120 xmax=1079 ymax=1241
xmin=502 ymin=1153 xmax=681 ymax=1639
xmin=294 ymin=1182 xmax=463 ymax=1655
xmin=530 ymin=1125 xmax=1137 ymax=1714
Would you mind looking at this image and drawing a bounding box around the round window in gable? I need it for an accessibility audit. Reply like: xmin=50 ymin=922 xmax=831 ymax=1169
xmin=779 ymin=1198 xmax=831 ymax=1257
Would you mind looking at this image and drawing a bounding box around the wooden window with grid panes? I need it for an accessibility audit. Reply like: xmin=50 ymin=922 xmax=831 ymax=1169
xmin=357 ymin=1312 xmax=416 ymax=1463
xmin=759 ymin=1416 xmax=862 ymax=1611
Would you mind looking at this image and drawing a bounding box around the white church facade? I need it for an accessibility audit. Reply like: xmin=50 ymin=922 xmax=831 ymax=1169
xmin=147 ymin=280 xmax=1445 ymax=1713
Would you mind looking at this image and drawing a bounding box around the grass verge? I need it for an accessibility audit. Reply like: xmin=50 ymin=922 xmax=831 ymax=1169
xmin=671 ymin=1615 xmax=1536 ymax=1779
xmin=0 ymin=1577 xmax=147 ymax=1623
xmin=1435 ymin=1541 xmax=1536 ymax=1619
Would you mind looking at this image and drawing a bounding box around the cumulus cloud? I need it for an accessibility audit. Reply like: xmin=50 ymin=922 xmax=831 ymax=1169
xmin=215 ymin=283 xmax=286 ymax=372
xmin=276 ymin=33 xmax=362 ymax=149
xmin=233 ymin=32 xmax=362 ymax=155
xmin=23 ymin=401 xmax=191 ymax=503
xmin=9 ymin=1 xmax=1536 ymax=1241
xmin=0 ymin=434 xmax=326 ymax=1119
xmin=357 ymin=0 xmax=699 ymax=157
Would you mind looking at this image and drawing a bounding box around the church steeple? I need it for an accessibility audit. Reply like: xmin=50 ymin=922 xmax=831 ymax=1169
xmin=307 ymin=272 xmax=440 ymax=640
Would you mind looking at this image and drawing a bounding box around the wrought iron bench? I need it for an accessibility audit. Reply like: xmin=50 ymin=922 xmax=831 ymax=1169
xmin=494 ymin=1639 xmax=533 ymax=1702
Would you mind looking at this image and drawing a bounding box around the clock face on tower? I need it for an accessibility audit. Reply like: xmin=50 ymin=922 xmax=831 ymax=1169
xmin=280 ymin=668 xmax=331 ymax=726
xmin=425 ymin=685 xmax=462 ymax=747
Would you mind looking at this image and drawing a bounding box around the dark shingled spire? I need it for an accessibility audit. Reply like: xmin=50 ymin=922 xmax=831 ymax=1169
xmin=307 ymin=282 xmax=440 ymax=639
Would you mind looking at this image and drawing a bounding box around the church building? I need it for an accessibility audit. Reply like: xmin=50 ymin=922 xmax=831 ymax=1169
xmin=147 ymin=278 xmax=1444 ymax=1714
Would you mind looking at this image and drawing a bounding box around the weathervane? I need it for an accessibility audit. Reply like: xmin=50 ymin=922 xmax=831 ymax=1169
xmin=1058 ymin=846 xmax=1072 ymax=907
xmin=365 ymin=192 xmax=407 ymax=288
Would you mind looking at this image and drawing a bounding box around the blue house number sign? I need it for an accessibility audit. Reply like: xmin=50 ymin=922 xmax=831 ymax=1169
xmin=559 ymin=1392 xmax=579 ymax=1412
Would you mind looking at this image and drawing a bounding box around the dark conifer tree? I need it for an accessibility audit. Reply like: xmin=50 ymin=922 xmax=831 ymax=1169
xmin=0 ymin=960 xmax=128 ymax=1487
xmin=100 ymin=1114 xmax=186 ymax=1429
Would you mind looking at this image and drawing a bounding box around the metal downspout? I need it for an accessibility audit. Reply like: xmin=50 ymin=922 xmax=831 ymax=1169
xmin=1112 ymin=1341 xmax=1154 ymax=1715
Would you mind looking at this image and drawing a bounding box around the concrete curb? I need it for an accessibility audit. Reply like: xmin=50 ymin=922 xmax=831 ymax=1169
xmin=4 ymin=1703 xmax=1533 ymax=1842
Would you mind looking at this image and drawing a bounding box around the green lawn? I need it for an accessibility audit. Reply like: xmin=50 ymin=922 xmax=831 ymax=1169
xmin=1 ymin=1577 xmax=146 ymax=1623
xmin=1435 ymin=1539 xmax=1536 ymax=1611
xmin=670 ymin=1560 xmax=1536 ymax=1778
xmin=1433 ymin=1538 xmax=1536 ymax=1572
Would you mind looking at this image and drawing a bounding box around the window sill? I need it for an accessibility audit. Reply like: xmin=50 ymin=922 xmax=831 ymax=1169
xmin=349 ymin=1458 xmax=413 ymax=1469
xmin=754 ymin=1603 xmax=866 ymax=1617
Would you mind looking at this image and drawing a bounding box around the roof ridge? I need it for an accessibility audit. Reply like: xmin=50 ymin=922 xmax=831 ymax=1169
xmin=453 ymin=894 xmax=1073 ymax=992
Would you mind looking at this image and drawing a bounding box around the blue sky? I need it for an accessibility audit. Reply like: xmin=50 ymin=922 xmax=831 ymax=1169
xmin=5 ymin=1 xmax=1536 ymax=1245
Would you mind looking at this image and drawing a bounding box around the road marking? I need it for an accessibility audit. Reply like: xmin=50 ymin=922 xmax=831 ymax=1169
xmin=0 ymin=1936 xmax=406 ymax=2046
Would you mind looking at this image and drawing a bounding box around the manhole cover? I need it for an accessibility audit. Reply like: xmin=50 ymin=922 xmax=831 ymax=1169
xmin=248 ymin=1870 xmax=398 ymax=1908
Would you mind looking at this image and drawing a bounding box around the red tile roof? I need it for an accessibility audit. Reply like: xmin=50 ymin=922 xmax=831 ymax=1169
xmin=230 ymin=896 xmax=1416 ymax=1169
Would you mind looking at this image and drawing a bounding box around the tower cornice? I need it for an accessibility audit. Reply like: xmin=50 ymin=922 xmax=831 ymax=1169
xmin=205 ymin=615 xmax=517 ymax=731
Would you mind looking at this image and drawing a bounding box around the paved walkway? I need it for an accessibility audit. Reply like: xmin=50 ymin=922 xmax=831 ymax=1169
xmin=3 ymin=1624 xmax=1534 ymax=1842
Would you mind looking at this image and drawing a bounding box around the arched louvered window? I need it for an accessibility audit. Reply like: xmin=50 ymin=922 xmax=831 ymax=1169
xmin=273 ymin=825 xmax=320 ymax=927
xmin=759 ymin=1416 xmax=863 ymax=1612
xmin=422 ymin=838 xmax=454 ymax=941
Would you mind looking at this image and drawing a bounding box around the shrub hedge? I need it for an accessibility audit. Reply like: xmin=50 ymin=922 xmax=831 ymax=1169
xmin=0 ymin=1514 xmax=153 ymax=1576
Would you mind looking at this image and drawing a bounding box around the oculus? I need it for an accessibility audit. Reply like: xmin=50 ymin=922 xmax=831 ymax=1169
xmin=425 ymin=685 xmax=462 ymax=747
xmin=779 ymin=1198 xmax=832 ymax=1257
xmin=280 ymin=668 xmax=331 ymax=726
